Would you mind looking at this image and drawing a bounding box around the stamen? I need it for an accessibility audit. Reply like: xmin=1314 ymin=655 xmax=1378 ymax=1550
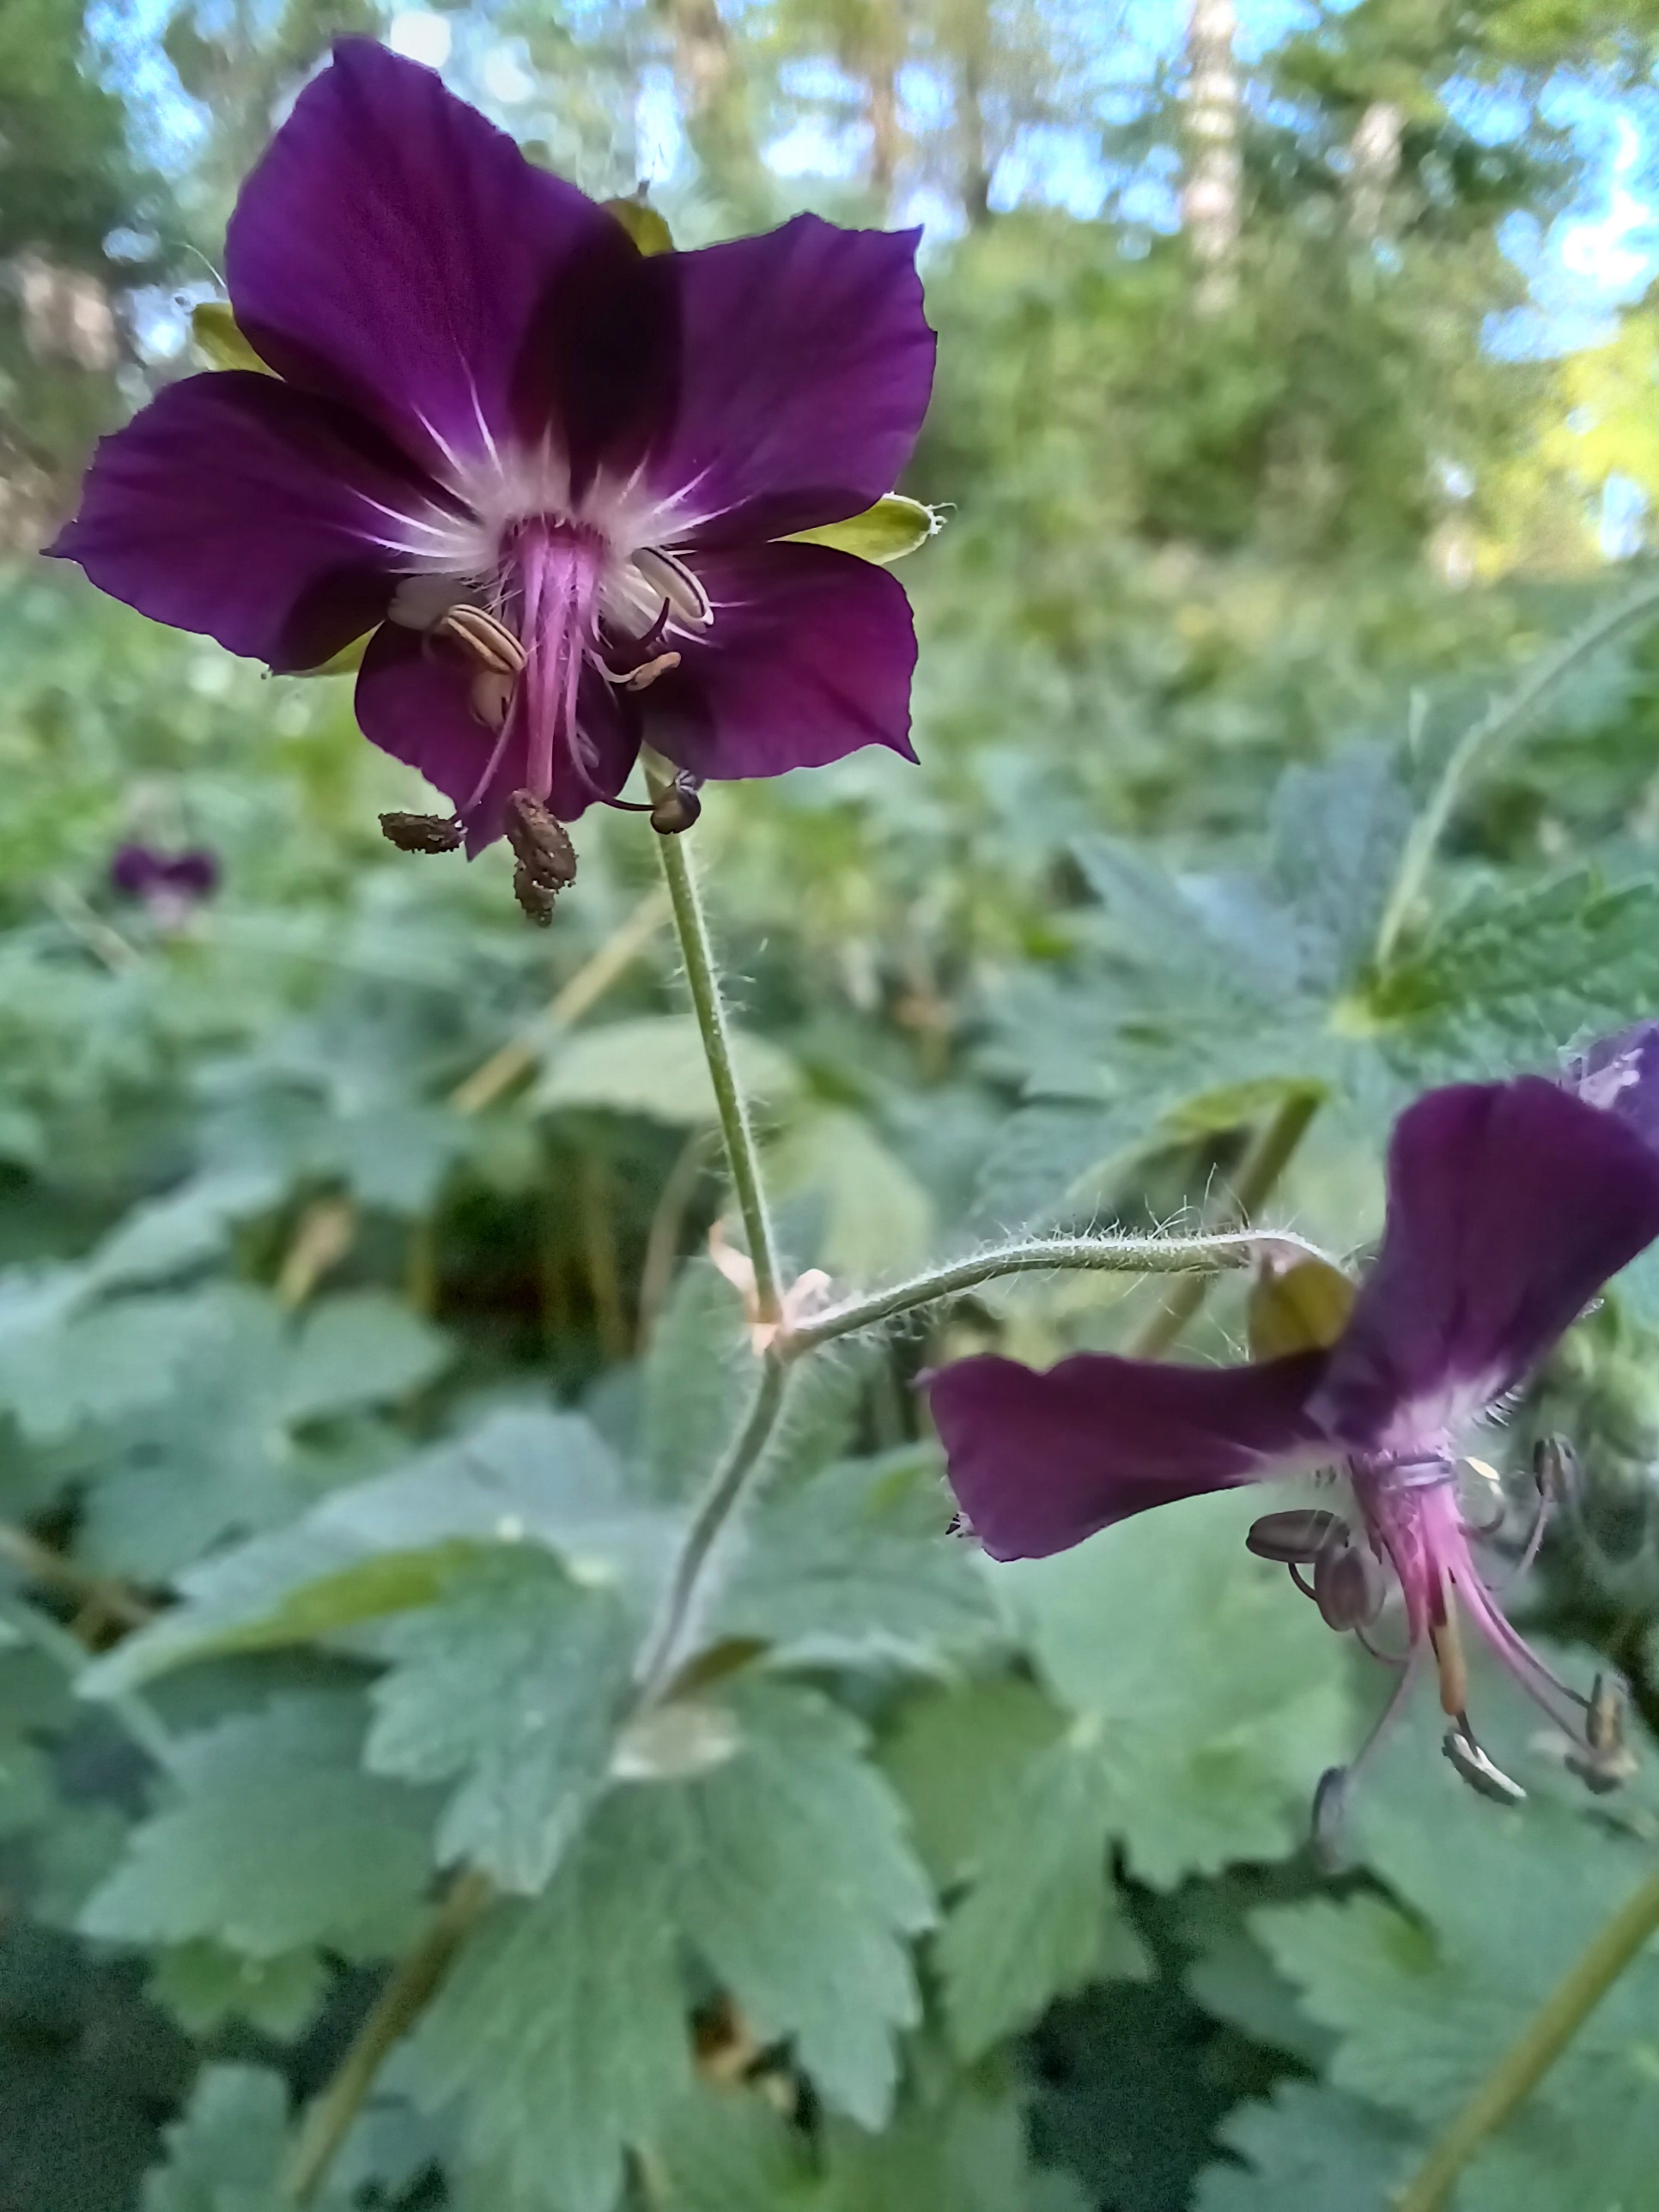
xmin=650 ymin=775 xmax=702 ymax=836
xmin=632 ymin=547 xmax=713 ymax=629
xmin=1311 ymin=1656 xmax=1421 ymax=1872
xmin=504 ymin=790 xmax=578 ymax=891
xmin=1566 ymin=1673 xmax=1638 ymax=1795
xmin=470 ymin=669 xmax=516 ymax=731
xmin=440 ymin=604 xmax=527 ymax=676
xmin=1456 ymin=1456 xmax=1507 ymax=1537
xmin=1246 ymin=1509 xmax=1347 ymax=1564
xmin=1443 ymin=1720 xmax=1526 ymax=1805
xmin=1313 ymin=1538 xmax=1383 ymax=1631
xmin=603 ymin=651 xmax=683 ymax=693
xmin=1533 ymin=1434 xmax=1580 ymax=1505
xmin=512 ymin=863 xmax=557 ymax=927
xmin=379 ymin=811 xmax=464 ymax=855
xmin=1429 ymin=1597 xmax=1468 ymax=1718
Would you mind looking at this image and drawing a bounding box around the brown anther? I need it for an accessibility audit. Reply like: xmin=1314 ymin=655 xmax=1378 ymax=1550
xmin=1429 ymin=1604 xmax=1468 ymax=1719
xmin=1246 ymin=1508 xmax=1346 ymax=1565
xmin=440 ymin=603 xmax=526 ymax=675
xmin=1312 ymin=1540 xmax=1383 ymax=1632
xmin=649 ymin=776 xmax=702 ymax=836
xmin=1443 ymin=1724 xmax=1526 ymax=1805
xmin=505 ymin=791 xmax=578 ymax=890
xmin=512 ymin=862 xmax=557 ymax=927
xmin=379 ymin=811 xmax=464 ymax=854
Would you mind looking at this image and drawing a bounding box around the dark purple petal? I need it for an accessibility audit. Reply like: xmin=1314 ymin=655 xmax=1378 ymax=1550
xmin=47 ymin=372 xmax=422 ymax=672
xmin=1564 ymin=1023 xmax=1659 ymax=1152
xmin=1315 ymin=1077 xmax=1659 ymax=1446
xmin=225 ymin=40 xmax=623 ymax=477
xmin=640 ymin=544 xmax=916 ymax=781
xmin=354 ymin=626 xmax=638 ymax=852
xmin=927 ymin=1349 xmax=1331 ymax=1563
xmin=641 ymin=214 xmax=935 ymax=542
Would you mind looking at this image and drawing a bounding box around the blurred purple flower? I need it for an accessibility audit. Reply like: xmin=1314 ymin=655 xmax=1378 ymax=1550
xmin=108 ymin=842 xmax=221 ymax=917
xmin=929 ymin=1028 xmax=1659 ymax=1846
xmin=50 ymin=41 xmax=935 ymax=856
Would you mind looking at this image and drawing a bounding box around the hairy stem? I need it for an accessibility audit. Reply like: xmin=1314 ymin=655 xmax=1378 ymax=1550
xmin=287 ymin=1868 xmax=495 ymax=2203
xmin=635 ymin=1354 xmax=788 ymax=1698
xmin=1129 ymin=1088 xmax=1322 ymax=1358
xmin=652 ymin=817 xmax=782 ymax=1328
xmin=1394 ymin=1863 xmax=1659 ymax=2212
xmin=784 ymin=1225 xmax=1325 ymax=1358
xmin=1376 ymin=568 xmax=1659 ymax=967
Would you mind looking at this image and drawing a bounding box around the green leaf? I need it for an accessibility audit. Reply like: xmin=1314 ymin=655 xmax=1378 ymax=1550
xmin=819 ymin=2071 xmax=1089 ymax=2212
xmin=190 ymin=301 xmax=271 ymax=374
xmin=537 ymin=1016 xmax=799 ymax=1126
xmin=1000 ymin=1486 xmax=1353 ymax=1884
xmin=641 ymin=1260 xmax=753 ymax=1498
xmin=150 ymin=1942 xmax=327 ymax=2040
xmin=1254 ymin=1671 xmax=1659 ymax=2140
xmin=715 ymin=1449 xmax=998 ymax=1670
xmin=1193 ymin=2083 xmax=1417 ymax=2212
xmin=766 ymin=1106 xmax=934 ymax=1279
xmin=279 ymin=1291 xmax=449 ymax=1422
xmin=366 ymin=1548 xmax=639 ymax=1893
xmin=880 ymin=1673 xmax=1068 ymax=1888
xmin=85 ymin=1170 xmax=281 ymax=1291
xmin=653 ymin=2087 xmax=814 ymax=2212
xmin=401 ymin=1793 xmax=690 ymax=2212
xmin=81 ymin=1693 xmax=434 ymax=1960
xmin=141 ymin=2063 xmax=345 ymax=2212
xmin=970 ymin=1100 xmax=1142 ymax=1233
xmin=86 ymin=1408 xmax=671 ymax=1692
xmin=937 ymin=1736 xmax=1152 ymax=2058
xmin=404 ymin=1683 xmax=933 ymax=2206
xmin=1268 ymin=745 xmax=1413 ymax=990
xmin=1369 ymin=870 xmax=1659 ymax=1077
xmin=786 ymin=495 xmax=939 ymax=563
xmin=654 ymin=1683 xmax=933 ymax=2127
xmin=77 ymin=1284 xmax=451 ymax=1579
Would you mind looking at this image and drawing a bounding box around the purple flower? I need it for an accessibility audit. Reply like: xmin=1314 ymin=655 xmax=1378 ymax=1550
xmin=49 ymin=42 xmax=935 ymax=858
xmin=929 ymin=1033 xmax=1659 ymax=1844
xmin=108 ymin=842 xmax=221 ymax=919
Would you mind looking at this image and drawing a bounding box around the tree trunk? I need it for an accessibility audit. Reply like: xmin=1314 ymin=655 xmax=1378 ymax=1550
xmin=1348 ymin=99 xmax=1403 ymax=240
xmin=1182 ymin=0 xmax=1240 ymax=313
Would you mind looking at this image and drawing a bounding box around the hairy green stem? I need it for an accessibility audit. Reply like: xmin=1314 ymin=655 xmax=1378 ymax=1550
xmin=1394 ymin=1863 xmax=1659 ymax=2212
xmin=287 ymin=1868 xmax=495 ymax=2203
xmin=1129 ymin=1089 xmax=1323 ymax=1358
xmin=652 ymin=813 xmax=782 ymax=1326
xmin=783 ymin=1225 xmax=1325 ymax=1358
xmin=1376 ymin=568 xmax=1659 ymax=967
xmin=635 ymin=1354 xmax=789 ymax=1698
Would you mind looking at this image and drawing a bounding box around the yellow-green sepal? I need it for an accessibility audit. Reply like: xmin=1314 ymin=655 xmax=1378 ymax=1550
xmin=1247 ymin=1255 xmax=1356 ymax=1361
xmin=603 ymin=191 xmax=674 ymax=256
xmin=296 ymin=633 xmax=372 ymax=678
xmin=787 ymin=495 xmax=942 ymax=564
xmin=191 ymin=301 xmax=273 ymax=375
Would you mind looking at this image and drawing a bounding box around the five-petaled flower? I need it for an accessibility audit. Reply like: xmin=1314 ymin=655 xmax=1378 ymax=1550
xmin=50 ymin=41 xmax=935 ymax=864
xmin=929 ymin=1025 xmax=1659 ymax=1854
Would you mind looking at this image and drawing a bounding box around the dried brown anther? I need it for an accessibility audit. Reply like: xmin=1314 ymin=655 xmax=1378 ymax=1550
xmin=505 ymin=789 xmax=577 ymax=926
xmin=380 ymin=811 xmax=464 ymax=854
